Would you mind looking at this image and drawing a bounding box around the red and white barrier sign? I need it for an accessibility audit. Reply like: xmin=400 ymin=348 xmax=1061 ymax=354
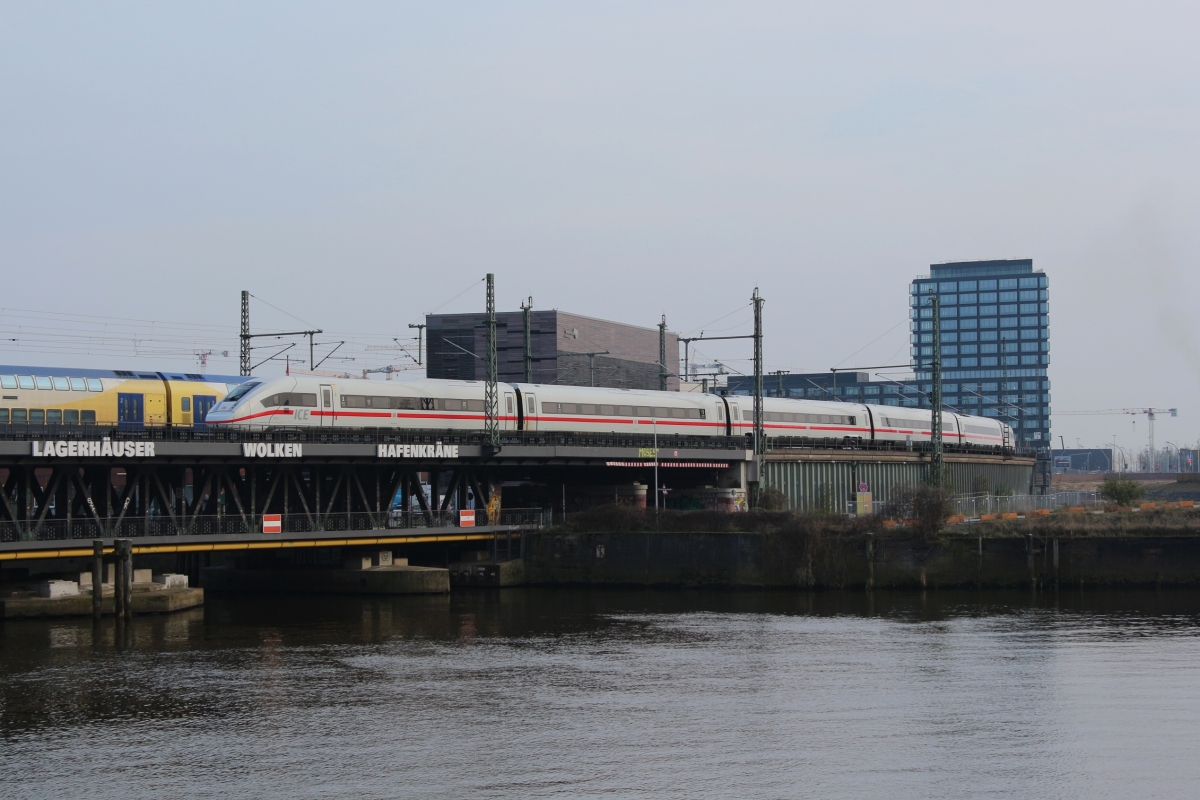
xmin=459 ymin=509 xmax=475 ymax=527
xmin=263 ymin=514 xmax=282 ymax=534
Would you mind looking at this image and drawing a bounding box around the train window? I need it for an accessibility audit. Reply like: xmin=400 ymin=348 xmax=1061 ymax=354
xmin=686 ymin=409 xmax=704 ymax=419
xmin=542 ymin=402 xmax=556 ymax=414
xmin=12 ymin=409 xmax=26 ymax=423
xmin=717 ymin=407 xmax=724 ymax=421
xmin=669 ymin=408 xmax=685 ymax=419
xmin=0 ymin=409 xmax=7 ymax=423
xmin=30 ymin=409 xmax=45 ymax=423
xmin=506 ymin=396 xmax=514 ymax=414
xmin=655 ymin=407 xmax=670 ymax=418
xmin=64 ymin=409 xmax=79 ymax=423
xmin=35 ymin=377 xmax=52 ymax=390
xmin=617 ymin=405 xmax=633 ymax=416
xmin=81 ymin=410 xmax=96 ymax=423
xmin=267 ymin=392 xmax=311 ymax=408
xmin=395 ymin=397 xmax=417 ymax=410
xmin=466 ymin=400 xmax=485 ymax=412
xmin=69 ymin=377 xmax=86 ymax=391
xmin=580 ymin=404 xmax=598 ymax=415
xmin=0 ymin=376 xmax=15 ymax=390
xmin=47 ymin=409 xmax=62 ymax=423
xmin=181 ymin=397 xmax=191 ymax=412
xmin=52 ymin=377 xmax=69 ymax=391
xmin=341 ymin=395 xmax=368 ymax=408
xmin=224 ymin=382 xmax=261 ymax=403
xmin=632 ymin=406 xmax=650 ymax=417
xmin=85 ymin=379 xmax=103 ymax=392
xmin=600 ymin=405 xmax=615 ymax=416
xmin=18 ymin=376 xmax=34 ymax=390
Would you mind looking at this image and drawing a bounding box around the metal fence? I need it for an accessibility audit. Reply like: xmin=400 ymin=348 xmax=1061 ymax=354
xmin=0 ymin=507 xmax=552 ymax=543
xmin=847 ymin=491 xmax=1103 ymax=519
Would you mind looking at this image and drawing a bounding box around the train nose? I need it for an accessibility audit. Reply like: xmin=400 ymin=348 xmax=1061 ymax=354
xmin=203 ymin=406 xmax=234 ymax=424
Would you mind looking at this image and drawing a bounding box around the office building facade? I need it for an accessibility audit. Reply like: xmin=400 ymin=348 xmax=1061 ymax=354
xmin=911 ymin=259 xmax=1050 ymax=446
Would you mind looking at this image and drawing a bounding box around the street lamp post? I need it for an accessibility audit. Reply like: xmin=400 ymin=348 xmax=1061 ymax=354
xmin=1165 ymin=442 xmax=1180 ymax=473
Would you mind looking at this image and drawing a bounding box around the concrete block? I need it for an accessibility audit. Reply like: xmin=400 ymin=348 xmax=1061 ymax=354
xmin=78 ymin=567 xmax=115 ymax=589
xmin=373 ymin=551 xmax=393 ymax=567
xmin=393 ymin=557 xmax=408 ymax=566
xmin=39 ymin=580 xmax=79 ymax=598
xmin=153 ymin=573 xmax=189 ymax=589
xmin=133 ymin=568 xmax=153 ymax=583
xmin=344 ymin=557 xmax=372 ymax=570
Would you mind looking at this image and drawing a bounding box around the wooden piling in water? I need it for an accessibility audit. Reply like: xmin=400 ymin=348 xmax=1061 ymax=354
xmin=92 ymin=540 xmax=103 ymax=620
xmin=120 ymin=539 xmax=133 ymax=621
xmin=113 ymin=542 xmax=125 ymax=619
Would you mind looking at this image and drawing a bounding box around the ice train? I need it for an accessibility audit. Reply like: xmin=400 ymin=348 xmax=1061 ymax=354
xmin=205 ymin=375 xmax=1013 ymax=449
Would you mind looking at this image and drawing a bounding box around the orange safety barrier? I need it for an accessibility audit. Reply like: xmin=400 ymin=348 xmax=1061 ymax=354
xmin=1139 ymin=503 xmax=1156 ymax=511
xmin=980 ymin=514 xmax=997 ymax=521
xmin=1068 ymin=506 xmax=1085 ymax=513
xmin=1000 ymin=512 xmax=1019 ymax=520
xmin=1181 ymin=501 xmax=1196 ymax=509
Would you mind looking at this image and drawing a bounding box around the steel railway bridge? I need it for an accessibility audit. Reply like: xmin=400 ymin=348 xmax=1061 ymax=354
xmin=0 ymin=425 xmax=1031 ymax=561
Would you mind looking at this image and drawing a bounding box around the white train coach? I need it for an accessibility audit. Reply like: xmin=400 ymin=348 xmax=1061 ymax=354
xmin=205 ymin=376 xmax=1013 ymax=449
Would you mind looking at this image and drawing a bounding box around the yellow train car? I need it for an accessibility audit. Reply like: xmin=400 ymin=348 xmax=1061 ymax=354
xmin=0 ymin=366 xmax=250 ymax=427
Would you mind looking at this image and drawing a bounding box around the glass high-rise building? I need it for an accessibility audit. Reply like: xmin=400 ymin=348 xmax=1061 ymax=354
xmin=910 ymin=258 xmax=1050 ymax=447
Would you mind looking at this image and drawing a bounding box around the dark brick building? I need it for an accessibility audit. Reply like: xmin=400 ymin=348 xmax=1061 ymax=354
xmin=426 ymin=310 xmax=679 ymax=391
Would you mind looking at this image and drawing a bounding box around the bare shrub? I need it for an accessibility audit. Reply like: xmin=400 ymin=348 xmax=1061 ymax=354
xmin=757 ymin=486 xmax=790 ymax=511
xmin=1100 ymin=478 xmax=1143 ymax=507
xmin=882 ymin=484 xmax=952 ymax=538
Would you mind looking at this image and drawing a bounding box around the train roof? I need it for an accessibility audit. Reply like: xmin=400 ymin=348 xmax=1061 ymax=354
xmin=0 ymin=365 xmax=249 ymax=383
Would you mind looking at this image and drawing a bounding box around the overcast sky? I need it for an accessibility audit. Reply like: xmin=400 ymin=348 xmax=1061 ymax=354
xmin=2 ymin=2 xmax=1199 ymax=453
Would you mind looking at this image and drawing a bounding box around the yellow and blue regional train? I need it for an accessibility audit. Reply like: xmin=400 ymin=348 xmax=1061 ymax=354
xmin=0 ymin=365 xmax=250 ymax=427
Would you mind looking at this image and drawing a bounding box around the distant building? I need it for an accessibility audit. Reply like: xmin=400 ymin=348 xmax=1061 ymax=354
xmin=912 ymin=259 xmax=1050 ymax=447
xmin=425 ymin=310 xmax=679 ymax=391
xmin=725 ymin=258 xmax=1052 ymax=448
xmin=1050 ymin=448 xmax=1114 ymax=473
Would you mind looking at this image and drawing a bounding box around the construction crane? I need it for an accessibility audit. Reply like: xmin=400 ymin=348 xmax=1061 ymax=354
xmin=361 ymin=364 xmax=419 ymax=380
xmin=193 ymin=349 xmax=229 ymax=367
xmin=1057 ymin=408 xmax=1178 ymax=469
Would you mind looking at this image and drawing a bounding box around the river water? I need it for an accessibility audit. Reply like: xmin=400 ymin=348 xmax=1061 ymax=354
xmin=3 ymin=589 xmax=1200 ymax=799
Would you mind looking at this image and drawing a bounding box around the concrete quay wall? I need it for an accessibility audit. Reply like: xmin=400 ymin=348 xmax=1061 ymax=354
xmin=523 ymin=530 xmax=1200 ymax=589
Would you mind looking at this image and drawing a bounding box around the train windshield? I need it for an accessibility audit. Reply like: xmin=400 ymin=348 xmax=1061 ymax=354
xmin=223 ymin=382 xmax=261 ymax=404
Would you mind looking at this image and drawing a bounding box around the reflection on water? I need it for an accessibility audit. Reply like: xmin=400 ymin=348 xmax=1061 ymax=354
xmin=3 ymin=589 xmax=1200 ymax=799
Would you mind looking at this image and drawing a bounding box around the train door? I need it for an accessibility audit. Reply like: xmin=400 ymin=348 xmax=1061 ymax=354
xmin=504 ymin=392 xmax=516 ymax=431
xmin=145 ymin=393 xmax=167 ymax=425
xmin=524 ymin=392 xmax=537 ymax=431
xmin=319 ymin=384 xmax=334 ymax=426
xmin=728 ymin=401 xmax=742 ymax=431
xmin=193 ymin=395 xmax=217 ymax=426
xmin=117 ymin=393 xmax=144 ymax=428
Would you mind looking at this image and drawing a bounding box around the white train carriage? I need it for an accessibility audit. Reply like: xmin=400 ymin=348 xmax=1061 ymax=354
xmin=208 ymin=376 xmax=730 ymax=436
xmin=510 ymin=383 xmax=728 ymax=436
xmin=207 ymin=377 xmax=520 ymax=430
xmin=206 ymin=374 xmax=1014 ymax=449
xmin=864 ymin=405 xmax=1011 ymax=448
xmin=759 ymin=397 xmax=873 ymax=443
